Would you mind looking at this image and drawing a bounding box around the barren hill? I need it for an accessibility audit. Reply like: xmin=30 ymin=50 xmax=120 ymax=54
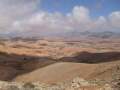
xmin=0 ymin=51 xmax=56 ymax=81
xmin=0 ymin=39 xmax=120 ymax=90
xmin=14 ymin=60 xmax=120 ymax=84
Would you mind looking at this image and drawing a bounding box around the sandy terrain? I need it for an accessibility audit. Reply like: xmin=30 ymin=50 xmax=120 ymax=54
xmin=0 ymin=39 xmax=120 ymax=59
xmin=14 ymin=62 xmax=98 ymax=83
xmin=14 ymin=60 xmax=120 ymax=84
xmin=0 ymin=39 xmax=120 ymax=89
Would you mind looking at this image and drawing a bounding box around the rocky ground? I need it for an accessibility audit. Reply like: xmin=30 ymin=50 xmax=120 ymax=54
xmin=0 ymin=77 xmax=116 ymax=90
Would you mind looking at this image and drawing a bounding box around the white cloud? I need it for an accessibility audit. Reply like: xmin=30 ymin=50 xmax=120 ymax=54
xmin=24 ymin=6 xmax=92 ymax=33
xmin=11 ymin=6 xmax=120 ymax=35
xmin=0 ymin=1 xmax=119 ymax=36
xmin=92 ymin=16 xmax=108 ymax=31
xmin=109 ymin=11 xmax=120 ymax=28
xmin=0 ymin=0 xmax=40 ymax=33
xmin=72 ymin=6 xmax=90 ymax=22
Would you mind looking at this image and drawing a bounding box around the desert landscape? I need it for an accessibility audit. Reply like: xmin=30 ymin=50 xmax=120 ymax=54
xmin=0 ymin=36 xmax=120 ymax=90
xmin=0 ymin=0 xmax=120 ymax=90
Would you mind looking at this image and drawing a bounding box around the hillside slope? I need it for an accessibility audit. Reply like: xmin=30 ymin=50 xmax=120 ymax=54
xmin=14 ymin=60 xmax=120 ymax=84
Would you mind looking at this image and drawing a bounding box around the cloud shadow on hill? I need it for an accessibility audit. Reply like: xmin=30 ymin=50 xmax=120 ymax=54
xmin=0 ymin=51 xmax=56 ymax=81
xmin=59 ymin=51 xmax=120 ymax=64
xmin=0 ymin=51 xmax=120 ymax=81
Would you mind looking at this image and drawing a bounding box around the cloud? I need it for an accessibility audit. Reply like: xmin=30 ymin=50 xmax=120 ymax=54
xmin=0 ymin=0 xmax=39 ymax=16
xmin=71 ymin=6 xmax=90 ymax=22
xmin=11 ymin=6 xmax=120 ymax=36
xmin=109 ymin=11 xmax=120 ymax=28
xmin=0 ymin=1 xmax=119 ymax=36
xmin=0 ymin=0 xmax=40 ymax=33
xmin=13 ymin=6 xmax=92 ymax=34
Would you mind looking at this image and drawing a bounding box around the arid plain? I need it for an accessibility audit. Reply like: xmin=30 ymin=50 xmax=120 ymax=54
xmin=0 ymin=37 xmax=120 ymax=90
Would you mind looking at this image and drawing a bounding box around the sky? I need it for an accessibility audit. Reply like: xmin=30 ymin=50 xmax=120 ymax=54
xmin=40 ymin=0 xmax=120 ymax=17
xmin=0 ymin=0 xmax=120 ymax=36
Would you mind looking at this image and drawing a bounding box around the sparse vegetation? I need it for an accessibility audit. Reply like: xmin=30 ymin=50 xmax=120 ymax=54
xmin=6 ymin=85 xmax=20 ymax=90
xmin=23 ymin=82 xmax=35 ymax=90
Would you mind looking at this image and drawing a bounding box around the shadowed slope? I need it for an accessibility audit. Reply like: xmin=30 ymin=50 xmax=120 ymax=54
xmin=0 ymin=51 xmax=120 ymax=83
xmin=60 ymin=51 xmax=120 ymax=63
xmin=0 ymin=51 xmax=56 ymax=81
xmin=14 ymin=62 xmax=98 ymax=83
xmin=14 ymin=51 xmax=120 ymax=83
xmin=14 ymin=61 xmax=120 ymax=84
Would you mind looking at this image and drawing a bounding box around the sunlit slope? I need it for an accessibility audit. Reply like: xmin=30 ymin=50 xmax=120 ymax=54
xmin=14 ymin=60 xmax=120 ymax=84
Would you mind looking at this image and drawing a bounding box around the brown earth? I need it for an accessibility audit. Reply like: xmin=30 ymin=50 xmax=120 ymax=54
xmin=0 ymin=52 xmax=56 ymax=81
xmin=0 ymin=39 xmax=120 ymax=85
xmin=14 ymin=60 xmax=120 ymax=84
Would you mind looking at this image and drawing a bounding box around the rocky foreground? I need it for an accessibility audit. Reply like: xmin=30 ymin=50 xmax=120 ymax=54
xmin=0 ymin=77 xmax=119 ymax=90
